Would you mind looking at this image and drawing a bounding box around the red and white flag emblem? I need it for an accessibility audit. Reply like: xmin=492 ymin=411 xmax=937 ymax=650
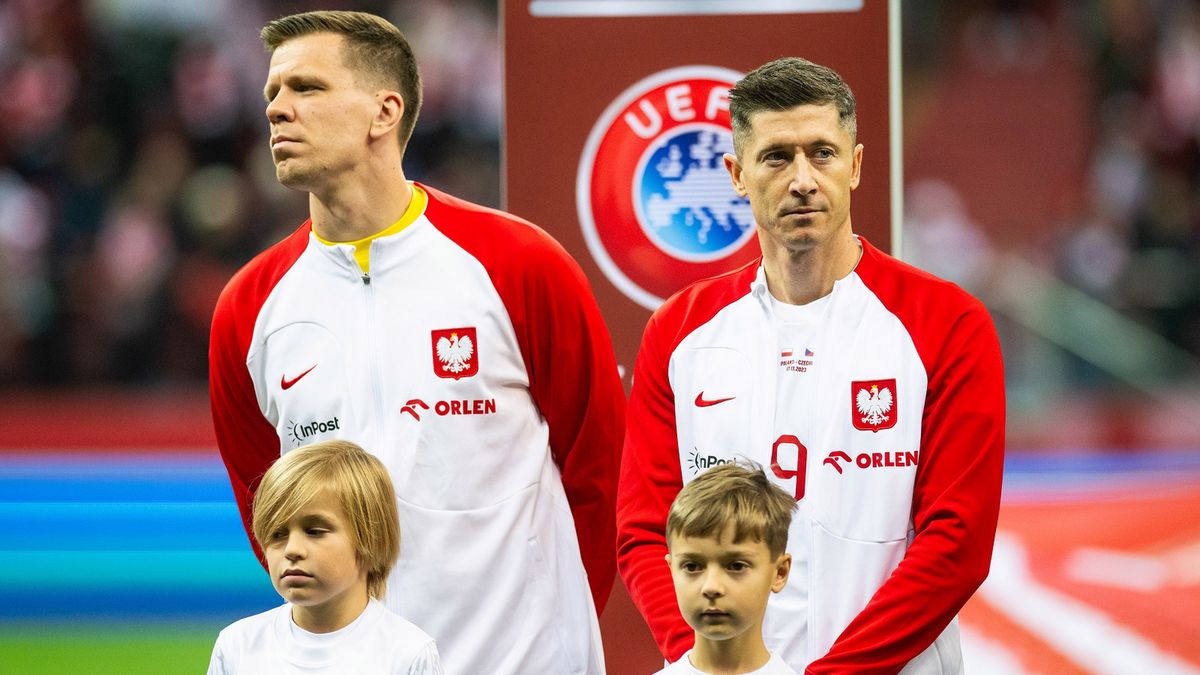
xmin=852 ymin=378 xmax=897 ymax=431
xmin=432 ymin=327 xmax=478 ymax=379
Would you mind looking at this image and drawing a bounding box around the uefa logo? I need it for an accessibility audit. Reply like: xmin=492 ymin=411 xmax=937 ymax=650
xmin=577 ymin=66 xmax=761 ymax=310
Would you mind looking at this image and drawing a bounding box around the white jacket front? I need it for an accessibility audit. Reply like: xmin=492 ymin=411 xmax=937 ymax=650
xmin=618 ymin=237 xmax=1005 ymax=674
xmin=210 ymin=184 xmax=625 ymax=675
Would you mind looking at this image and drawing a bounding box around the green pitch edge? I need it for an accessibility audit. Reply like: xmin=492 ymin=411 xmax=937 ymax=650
xmin=0 ymin=626 xmax=218 ymax=675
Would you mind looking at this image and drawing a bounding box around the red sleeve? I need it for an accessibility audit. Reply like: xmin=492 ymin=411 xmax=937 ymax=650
xmin=615 ymin=264 xmax=757 ymax=660
xmin=422 ymin=185 xmax=625 ymax=611
xmin=521 ymin=236 xmax=625 ymax=612
xmin=208 ymin=225 xmax=310 ymax=567
xmin=616 ymin=309 xmax=692 ymax=659
xmin=808 ymin=275 xmax=1005 ymax=673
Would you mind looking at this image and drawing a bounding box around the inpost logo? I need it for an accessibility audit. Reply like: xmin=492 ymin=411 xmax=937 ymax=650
xmin=287 ymin=416 xmax=341 ymax=445
xmin=686 ymin=448 xmax=731 ymax=474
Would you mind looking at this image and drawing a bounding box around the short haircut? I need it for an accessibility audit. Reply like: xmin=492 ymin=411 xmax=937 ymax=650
xmin=667 ymin=462 xmax=797 ymax=558
xmin=728 ymin=56 xmax=857 ymax=156
xmin=260 ymin=10 xmax=423 ymax=149
xmin=252 ymin=440 xmax=400 ymax=600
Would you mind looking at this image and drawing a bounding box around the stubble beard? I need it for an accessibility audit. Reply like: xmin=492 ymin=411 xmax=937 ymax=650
xmin=763 ymin=220 xmax=820 ymax=258
xmin=275 ymin=160 xmax=315 ymax=192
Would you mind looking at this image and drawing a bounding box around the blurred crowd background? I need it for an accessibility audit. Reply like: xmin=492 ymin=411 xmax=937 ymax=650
xmin=901 ymin=0 xmax=1200 ymax=447
xmin=0 ymin=0 xmax=500 ymax=384
xmin=0 ymin=0 xmax=1198 ymax=449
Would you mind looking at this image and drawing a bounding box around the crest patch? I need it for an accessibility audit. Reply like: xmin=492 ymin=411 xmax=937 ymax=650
xmin=432 ymin=327 xmax=478 ymax=379
xmin=852 ymin=378 xmax=897 ymax=431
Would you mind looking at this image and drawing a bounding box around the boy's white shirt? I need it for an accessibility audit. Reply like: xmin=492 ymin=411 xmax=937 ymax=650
xmin=653 ymin=649 xmax=800 ymax=675
xmin=207 ymin=598 xmax=442 ymax=674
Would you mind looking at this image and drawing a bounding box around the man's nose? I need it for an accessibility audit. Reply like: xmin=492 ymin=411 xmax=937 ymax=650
xmin=789 ymin=158 xmax=818 ymax=195
xmin=265 ymin=92 xmax=292 ymax=124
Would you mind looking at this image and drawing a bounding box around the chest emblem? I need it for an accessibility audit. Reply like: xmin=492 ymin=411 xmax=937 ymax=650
xmin=852 ymin=378 xmax=897 ymax=431
xmin=432 ymin=327 xmax=478 ymax=379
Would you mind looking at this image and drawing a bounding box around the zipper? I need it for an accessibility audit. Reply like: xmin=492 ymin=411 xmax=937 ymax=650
xmin=360 ymin=268 xmax=387 ymax=436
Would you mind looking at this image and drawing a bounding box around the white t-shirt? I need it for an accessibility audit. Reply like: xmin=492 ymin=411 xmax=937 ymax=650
xmin=653 ymin=650 xmax=800 ymax=675
xmin=763 ymin=291 xmax=825 ymax=650
xmin=208 ymin=599 xmax=442 ymax=674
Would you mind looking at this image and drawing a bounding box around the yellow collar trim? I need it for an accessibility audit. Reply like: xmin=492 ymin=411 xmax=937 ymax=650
xmin=313 ymin=184 xmax=427 ymax=273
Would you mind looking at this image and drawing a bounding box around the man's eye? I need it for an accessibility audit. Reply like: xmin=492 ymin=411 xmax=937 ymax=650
xmin=727 ymin=561 xmax=749 ymax=572
xmin=681 ymin=562 xmax=701 ymax=572
xmin=813 ymin=148 xmax=834 ymax=159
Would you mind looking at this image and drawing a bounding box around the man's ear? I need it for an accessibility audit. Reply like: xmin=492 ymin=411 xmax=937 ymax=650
xmin=369 ymin=90 xmax=404 ymax=140
xmin=849 ymin=142 xmax=863 ymax=190
xmin=723 ymin=153 xmax=747 ymax=197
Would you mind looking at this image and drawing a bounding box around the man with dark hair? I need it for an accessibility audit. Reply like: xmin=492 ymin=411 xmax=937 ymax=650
xmin=617 ymin=56 xmax=1005 ymax=674
xmin=729 ymin=57 xmax=858 ymax=155
xmin=209 ymin=11 xmax=624 ymax=675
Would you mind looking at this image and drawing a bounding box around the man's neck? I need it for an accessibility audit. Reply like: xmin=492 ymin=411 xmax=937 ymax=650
xmin=689 ymin=629 xmax=771 ymax=675
xmin=309 ymin=163 xmax=412 ymax=242
xmin=762 ymin=230 xmax=862 ymax=306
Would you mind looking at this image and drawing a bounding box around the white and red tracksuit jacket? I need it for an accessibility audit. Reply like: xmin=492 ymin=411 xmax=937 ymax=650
xmin=617 ymin=237 xmax=1004 ymax=674
xmin=209 ymin=184 xmax=625 ymax=675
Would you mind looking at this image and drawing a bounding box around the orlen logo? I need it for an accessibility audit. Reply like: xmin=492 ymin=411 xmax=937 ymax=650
xmin=823 ymin=450 xmax=919 ymax=474
xmin=686 ymin=448 xmax=732 ymax=474
xmin=287 ymin=416 xmax=341 ymax=445
xmin=577 ymin=66 xmax=760 ymax=310
xmin=401 ymin=398 xmax=496 ymax=421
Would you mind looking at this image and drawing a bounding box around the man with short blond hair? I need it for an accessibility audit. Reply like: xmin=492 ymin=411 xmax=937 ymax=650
xmin=210 ymin=11 xmax=625 ymax=675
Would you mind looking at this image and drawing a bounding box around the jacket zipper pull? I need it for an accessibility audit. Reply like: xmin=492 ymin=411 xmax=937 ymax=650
xmin=362 ymin=273 xmax=371 ymax=285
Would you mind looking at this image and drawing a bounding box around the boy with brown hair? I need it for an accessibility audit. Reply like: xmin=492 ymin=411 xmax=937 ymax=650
xmin=658 ymin=462 xmax=798 ymax=675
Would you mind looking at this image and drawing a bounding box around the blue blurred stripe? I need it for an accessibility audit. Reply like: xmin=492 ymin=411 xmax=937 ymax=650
xmin=0 ymin=452 xmax=226 ymax=476
xmin=0 ymin=477 xmax=234 ymax=502
xmin=1 ymin=550 xmax=268 ymax=589
xmin=0 ymin=453 xmax=236 ymax=503
xmin=1003 ymin=450 xmax=1200 ymax=499
xmin=1005 ymin=449 xmax=1200 ymax=474
xmin=2 ymin=587 xmax=280 ymax=621
xmin=2 ymin=502 xmax=249 ymax=551
xmin=2 ymin=452 xmax=275 ymax=621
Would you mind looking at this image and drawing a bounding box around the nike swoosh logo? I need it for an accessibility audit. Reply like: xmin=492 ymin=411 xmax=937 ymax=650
xmin=695 ymin=392 xmax=736 ymax=407
xmin=281 ymin=365 xmax=317 ymax=390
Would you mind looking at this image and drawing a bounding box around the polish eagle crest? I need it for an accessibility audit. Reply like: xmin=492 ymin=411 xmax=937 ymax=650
xmin=437 ymin=332 xmax=474 ymax=374
xmin=855 ymin=383 xmax=894 ymax=427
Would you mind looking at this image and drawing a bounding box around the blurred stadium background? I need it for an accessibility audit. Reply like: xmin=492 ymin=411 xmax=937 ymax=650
xmin=1 ymin=0 xmax=1198 ymax=673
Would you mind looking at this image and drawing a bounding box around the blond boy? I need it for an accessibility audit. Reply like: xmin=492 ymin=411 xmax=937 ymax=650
xmin=208 ymin=440 xmax=442 ymax=674
xmin=658 ymin=463 xmax=799 ymax=675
